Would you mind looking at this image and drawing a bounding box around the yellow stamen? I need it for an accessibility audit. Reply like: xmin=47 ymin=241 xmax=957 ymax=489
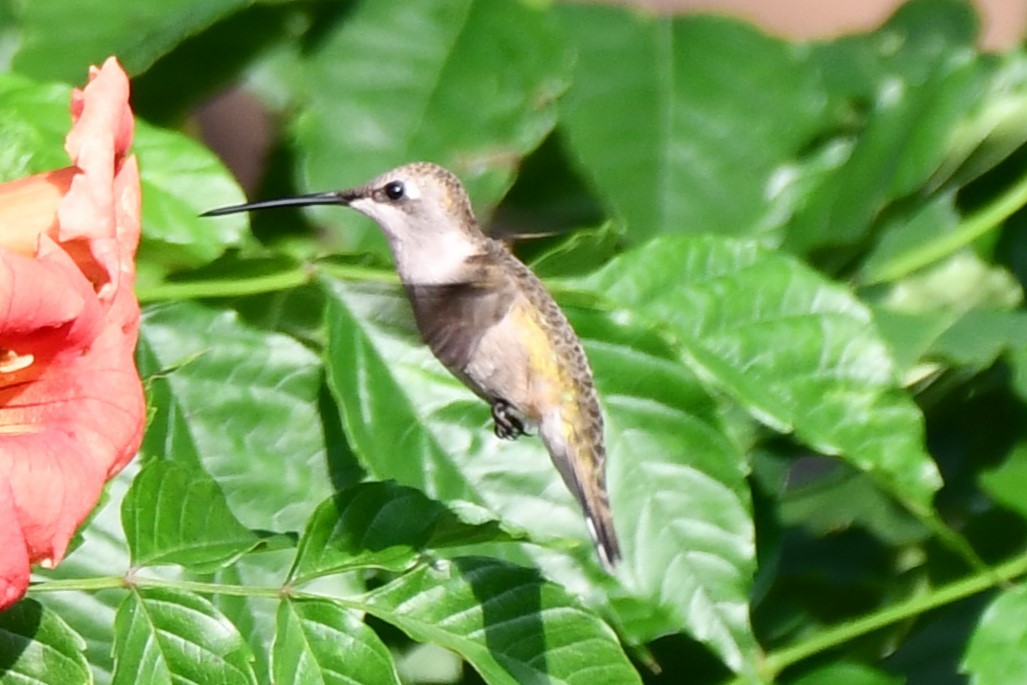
xmin=0 ymin=349 xmax=34 ymax=374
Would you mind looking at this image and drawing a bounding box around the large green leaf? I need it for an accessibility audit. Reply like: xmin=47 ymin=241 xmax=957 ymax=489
xmin=0 ymin=72 xmax=70 ymax=180
xmin=578 ymin=234 xmax=942 ymax=510
xmin=0 ymin=600 xmax=90 ymax=685
xmin=121 ymin=460 xmax=263 ymax=573
xmin=323 ymin=278 xmax=759 ymax=672
xmin=362 ymin=557 xmax=641 ymax=685
xmin=788 ymin=1 xmax=982 ymax=252
xmin=557 ymin=4 xmax=824 ymax=244
xmin=112 ymin=588 xmax=256 ymax=685
xmin=289 ymin=481 xmax=522 ymax=582
xmin=962 ymin=585 xmax=1027 ymax=684
xmin=12 ymin=0 xmax=248 ymax=82
xmin=272 ymin=599 xmax=401 ymax=685
xmin=293 ymin=0 xmax=572 ymax=253
xmin=137 ymin=301 xmax=337 ymax=532
xmin=135 ymin=120 xmax=252 ymax=281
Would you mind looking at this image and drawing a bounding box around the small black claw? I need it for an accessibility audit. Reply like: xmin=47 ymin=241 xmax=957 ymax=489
xmin=492 ymin=400 xmax=526 ymax=440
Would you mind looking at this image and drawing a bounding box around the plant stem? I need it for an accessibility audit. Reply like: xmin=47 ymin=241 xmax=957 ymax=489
xmin=28 ymin=573 xmax=362 ymax=607
xmin=135 ymin=261 xmax=397 ymax=303
xmin=744 ymin=549 xmax=1027 ymax=682
xmin=136 ymin=269 xmax=313 ymax=303
xmin=862 ymin=168 xmax=1027 ymax=283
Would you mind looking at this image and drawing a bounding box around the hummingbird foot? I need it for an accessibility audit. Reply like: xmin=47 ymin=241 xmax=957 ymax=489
xmin=492 ymin=400 xmax=526 ymax=440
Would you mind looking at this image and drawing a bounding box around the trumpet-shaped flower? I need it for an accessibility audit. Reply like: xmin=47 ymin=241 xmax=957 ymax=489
xmin=0 ymin=58 xmax=144 ymax=608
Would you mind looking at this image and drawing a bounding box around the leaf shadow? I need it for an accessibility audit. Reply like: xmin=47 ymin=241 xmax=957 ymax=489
xmin=459 ymin=558 xmax=549 ymax=681
xmin=0 ymin=599 xmax=44 ymax=674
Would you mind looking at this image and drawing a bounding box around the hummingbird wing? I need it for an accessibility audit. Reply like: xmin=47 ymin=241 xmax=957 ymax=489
xmin=405 ymin=277 xmax=516 ymax=395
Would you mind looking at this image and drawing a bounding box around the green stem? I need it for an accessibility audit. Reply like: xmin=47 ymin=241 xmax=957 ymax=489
xmin=28 ymin=573 xmax=361 ymax=606
xmin=135 ymin=261 xmax=397 ymax=303
xmin=136 ymin=268 xmax=313 ymax=303
xmin=744 ymin=549 xmax=1027 ymax=682
xmin=863 ymin=168 xmax=1027 ymax=283
xmin=29 ymin=576 xmax=127 ymax=592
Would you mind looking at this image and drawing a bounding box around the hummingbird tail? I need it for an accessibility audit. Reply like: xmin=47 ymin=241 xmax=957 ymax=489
xmin=584 ymin=498 xmax=622 ymax=572
xmin=540 ymin=413 xmax=622 ymax=572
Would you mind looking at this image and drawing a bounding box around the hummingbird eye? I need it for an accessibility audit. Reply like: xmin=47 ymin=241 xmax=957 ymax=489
xmin=383 ymin=181 xmax=405 ymax=201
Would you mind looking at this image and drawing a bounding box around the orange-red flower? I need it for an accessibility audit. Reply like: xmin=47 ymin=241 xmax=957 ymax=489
xmin=0 ymin=58 xmax=144 ymax=608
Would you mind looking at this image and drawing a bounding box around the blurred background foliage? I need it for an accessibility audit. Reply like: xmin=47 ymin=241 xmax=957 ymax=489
xmin=3 ymin=0 xmax=1027 ymax=683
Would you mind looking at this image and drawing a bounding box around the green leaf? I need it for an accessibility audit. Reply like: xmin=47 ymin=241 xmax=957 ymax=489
xmin=121 ymin=460 xmax=263 ymax=573
xmin=930 ymin=309 xmax=1027 ymax=369
xmin=557 ymin=4 xmax=823 ymax=243
xmin=859 ymin=191 xmax=961 ymax=285
xmin=0 ymin=71 xmax=70 ymax=180
xmin=362 ymin=557 xmax=641 ymax=685
xmin=135 ymin=120 xmax=252 ymax=280
xmin=323 ymin=278 xmax=495 ymax=504
xmin=137 ymin=301 xmax=338 ymax=532
xmin=573 ymin=310 xmax=757 ymax=670
xmin=785 ymin=0 xmax=981 ymax=252
xmin=323 ymin=278 xmax=759 ymax=671
xmin=871 ymin=250 xmax=1022 ymax=326
xmin=112 ymin=588 xmax=256 ymax=685
xmin=12 ymin=0 xmax=248 ymax=82
xmin=272 ymin=599 xmax=401 ymax=685
xmin=289 ymin=481 xmax=522 ymax=582
xmin=294 ymin=0 xmax=572 ymax=253
xmin=778 ymin=466 xmax=927 ymax=546
xmin=579 ymin=234 xmax=943 ymax=511
xmin=962 ymin=585 xmax=1027 ymax=684
xmin=790 ymin=661 xmax=903 ymax=685
xmin=935 ymin=52 xmax=1027 ymax=187
xmin=0 ymin=600 xmax=90 ymax=685
xmin=980 ymin=445 xmax=1027 ymax=520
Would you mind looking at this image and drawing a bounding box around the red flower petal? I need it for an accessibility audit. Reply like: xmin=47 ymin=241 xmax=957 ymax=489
xmin=0 ymin=57 xmax=144 ymax=609
xmin=0 ymin=482 xmax=30 ymax=608
xmin=59 ymin=57 xmax=138 ymax=304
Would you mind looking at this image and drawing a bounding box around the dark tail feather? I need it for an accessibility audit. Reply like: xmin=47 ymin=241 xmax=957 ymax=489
xmin=584 ymin=500 xmax=621 ymax=572
xmin=539 ymin=413 xmax=622 ymax=572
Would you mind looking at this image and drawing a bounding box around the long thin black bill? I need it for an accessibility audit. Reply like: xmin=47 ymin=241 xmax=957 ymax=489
xmin=201 ymin=190 xmax=351 ymax=217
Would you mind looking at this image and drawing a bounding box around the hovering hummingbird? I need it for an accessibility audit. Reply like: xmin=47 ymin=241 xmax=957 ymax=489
xmin=204 ymin=162 xmax=620 ymax=570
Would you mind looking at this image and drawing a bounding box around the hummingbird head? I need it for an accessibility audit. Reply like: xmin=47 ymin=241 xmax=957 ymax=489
xmin=203 ymin=161 xmax=487 ymax=283
xmin=343 ymin=162 xmax=481 ymax=242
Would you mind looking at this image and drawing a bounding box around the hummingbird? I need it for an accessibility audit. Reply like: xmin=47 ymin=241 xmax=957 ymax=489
xmin=204 ymin=162 xmax=621 ymax=570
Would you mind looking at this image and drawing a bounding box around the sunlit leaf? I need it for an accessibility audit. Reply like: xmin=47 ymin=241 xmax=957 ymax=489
xmin=112 ymin=588 xmax=256 ymax=685
xmin=323 ymin=278 xmax=759 ymax=671
xmin=578 ymin=235 xmax=942 ymax=510
xmin=122 ymin=460 xmax=263 ymax=573
xmin=362 ymin=558 xmax=641 ymax=685
xmin=0 ymin=72 xmax=70 ymax=179
xmin=289 ymin=481 xmax=523 ymax=582
xmin=135 ymin=121 xmax=252 ymax=279
xmin=12 ymin=0 xmax=248 ymax=82
xmin=137 ymin=301 xmax=338 ymax=532
xmin=557 ymin=4 xmax=823 ymax=244
xmin=294 ymin=0 xmax=572 ymax=253
xmin=272 ymin=599 xmax=401 ymax=685
xmin=962 ymin=585 xmax=1027 ymax=684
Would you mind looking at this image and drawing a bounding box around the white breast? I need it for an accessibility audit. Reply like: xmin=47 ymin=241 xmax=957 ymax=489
xmin=390 ymin=229 xmax=480 ymax=285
